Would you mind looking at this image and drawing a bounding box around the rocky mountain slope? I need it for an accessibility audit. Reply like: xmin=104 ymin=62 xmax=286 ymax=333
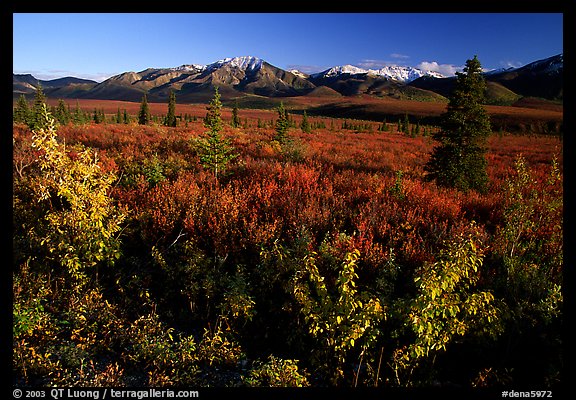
xmin=14 ymin=54 xmax=563 ymax=104
xmin=408 ymin=54 xmax=563 ymax=103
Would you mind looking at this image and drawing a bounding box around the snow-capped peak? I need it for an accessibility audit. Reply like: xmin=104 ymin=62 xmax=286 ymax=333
xmin=172 ymin=64 xmax=206 ymax=72
xmin=369 ymin=65 xmax=441 ymax=81
xmin=313 ymin=65 xmax=368 ymax=78
xmin=312 ymin=63 xmax=445 ymax=82
xmin=483 ymin=54 xmax=562 ymax=76
xmin=209 ymin=56 xmax=264 ymax=71
xmin=524 ymin=53 xmax=563 ymax=74
xmin=483 ymin=67 xmax=513 ymax=76
xmin=289 ymin=69 xmax=309 ymax=79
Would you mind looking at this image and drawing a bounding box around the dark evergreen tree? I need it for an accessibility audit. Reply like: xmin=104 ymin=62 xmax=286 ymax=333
xmin=13 ymin=94 xmax=31 ymax=125
xmin=378 ymin=118 xmax=387 ymax=132
xmin=33 ymin=83 xmax=46 ymax=110
xmin=203 ymin=87 xmax=223 ymax=133
xmin=424 ymin=55 xmax=491 ymax=193
xmin=93 ymin=108 xmax=105 ymax=124
xmin=231 ymin=102 xmax=241 ymax=128
xmin=274 ymin=102 xmax=290 ymax=143
xmin=72 ymin=100 xmax=85 ymax=125
xmin=300 ymin=110 xmax=311 ymax=133
xmin=138 ymin=93 xmax=151 ymax=125
xmin=123 ymin=109 xmax=130 ymax=124
xmin=196 ymin=87 xmax=238 ymax=180
xmin=54 ymin=99 xmax=71 ymax=125
xmin=402 ymin=113 xmax=410 ymax=135
xmin=164 ymin=91 xmax=177 ymax=127
xmin=30 ymin=83 xmax=48 ymax=130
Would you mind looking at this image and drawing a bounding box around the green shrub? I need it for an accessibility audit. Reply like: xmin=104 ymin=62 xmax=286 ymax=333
xmin=245 ymin=355 xmax=309 ymax=387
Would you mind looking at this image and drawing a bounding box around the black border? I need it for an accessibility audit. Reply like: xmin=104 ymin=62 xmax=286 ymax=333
xmin=5 ymin=2 xmax=573 ymax=399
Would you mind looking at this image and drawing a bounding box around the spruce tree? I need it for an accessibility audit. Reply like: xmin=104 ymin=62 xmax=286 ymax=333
xmin=54 ymin=99 xmax=71 ymax=125
xmin=424 ymin=55 xmax=491 ymax=193
xmin=274 ymin=102 xmax=290 ymax=143
xmin=138 ymin=93 xmax=151 ymax=125
xmin=30 ymin=83 xmax=48 ymax=130
xmin=72 ymin=100 xmax=85 ymax=125
xmin=203 ymin=86 xmax=223 ymax=133
xmin=300 ymin=110 xmax=311 ymax=133
xmin=196 ymin=87 xmax=238 ymax=180
xmin=93 ymin=108 xmax=102 ymax=124
xmin=33 ymin=83 xmax=46 ymax=111
xmin=402 ymin=113 xmax=410 ymax=135
xmin=13 ymin=94 xmax=30 ymax=125
xmin=164 ymin=91 xmax=177 ymax=127
xmin=231 ymin=102 xmax=241 ymax=128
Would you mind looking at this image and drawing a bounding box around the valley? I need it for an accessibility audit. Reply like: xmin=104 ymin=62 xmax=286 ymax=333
xmin=14 ymin=53 xmax=563 ymax=135
xmin=37 ymin=93 xmax=563 ymax=135
xmin=12 ymin=51 xmax=564 ymax=390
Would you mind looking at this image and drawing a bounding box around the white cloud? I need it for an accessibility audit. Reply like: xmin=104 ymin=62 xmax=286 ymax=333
xmin=390 ymin=53 xmax=410 ymax=59
xmin=416 ymin=61 xmax=462 ymax=77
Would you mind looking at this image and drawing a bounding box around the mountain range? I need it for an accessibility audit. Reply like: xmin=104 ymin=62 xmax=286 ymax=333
xmin=13 ymin=54 xmax=563 ymax=105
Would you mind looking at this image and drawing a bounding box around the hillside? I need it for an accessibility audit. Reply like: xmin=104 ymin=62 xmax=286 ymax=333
xmin=13 ymin=74 xmax=97 ymax=98
xmin=14 ymin=54 xmax=562 ymax=105
xmin=409 ymin=54 xmax=563 ymax=103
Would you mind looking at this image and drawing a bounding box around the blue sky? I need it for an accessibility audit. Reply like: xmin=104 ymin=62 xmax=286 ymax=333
xmin=13 ymin=13 xmax=563 ymax=82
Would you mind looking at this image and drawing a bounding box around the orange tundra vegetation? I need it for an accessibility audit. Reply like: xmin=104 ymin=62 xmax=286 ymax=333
xmin=12 ymin=103 xmax=562 ymax=388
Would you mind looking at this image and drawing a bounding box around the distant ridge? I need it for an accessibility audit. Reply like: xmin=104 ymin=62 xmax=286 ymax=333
xmin=408 ymin=54 xmax=563 ymax=103
xmin=13 ymin=54 xmax=563 ymax=103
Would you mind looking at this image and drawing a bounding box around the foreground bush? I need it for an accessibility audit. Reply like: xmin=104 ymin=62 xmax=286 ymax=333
xmin=13 ymin=105 xmax=562 ymax=387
